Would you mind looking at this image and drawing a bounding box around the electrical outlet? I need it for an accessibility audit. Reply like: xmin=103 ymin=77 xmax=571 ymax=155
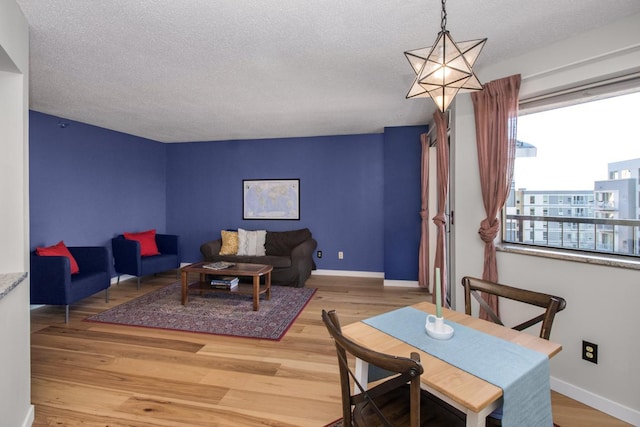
xmin=582 ymin=340 xmax=598 ymax=364
xmin=316 ymin=250 xmax=322 ymax=258
xmin=338 ymin=251 xmax=344 ymax=259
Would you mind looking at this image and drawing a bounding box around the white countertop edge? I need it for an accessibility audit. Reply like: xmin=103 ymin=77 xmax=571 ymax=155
xmin=0 ymin=272 xmax=28 ymax=301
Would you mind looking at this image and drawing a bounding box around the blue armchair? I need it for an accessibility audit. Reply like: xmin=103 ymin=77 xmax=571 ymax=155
xmin=30 ymin=246 xmax=111 ymax=323
xmin=111 ymin=233 xmax=180 ymax=289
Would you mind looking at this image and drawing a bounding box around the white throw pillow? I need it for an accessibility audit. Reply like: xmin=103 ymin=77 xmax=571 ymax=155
xmin=237 ymin=228 xmax=266 ymax=256
xmin=255 ymin=230 xmax=267 ymax=255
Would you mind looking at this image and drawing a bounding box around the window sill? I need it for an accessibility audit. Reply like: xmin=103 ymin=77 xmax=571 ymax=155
xmin=496 ymin=244 xmax=640 ymax=271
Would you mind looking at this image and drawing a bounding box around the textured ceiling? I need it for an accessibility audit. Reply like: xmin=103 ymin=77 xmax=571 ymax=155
xmin=16 ymin=0 xmax=640 ymax=143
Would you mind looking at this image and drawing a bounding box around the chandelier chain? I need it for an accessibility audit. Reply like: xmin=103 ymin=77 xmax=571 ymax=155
xmin=440 ymin=0 xmax=447 ymax=32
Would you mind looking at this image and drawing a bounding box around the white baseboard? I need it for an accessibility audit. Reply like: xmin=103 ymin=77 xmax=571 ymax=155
xmin=110 ymin=274 xmax=135 ymax=284
xmin=551 ymin=376 xmax=640 ymax=426
xmin=311 ymin=270 xmax=421 ymax=288
xmin=110 ymin=269 xmax=181 ymax=285
xmin=312 ymin=269 xmax=384 ymax=278
xmin=22 ymin=404 xmax=34 ymax=427
xmin=30 ymin=275 xmax=136 ymax=310
xmin=383 ymin=279 xmax=420 ymax=288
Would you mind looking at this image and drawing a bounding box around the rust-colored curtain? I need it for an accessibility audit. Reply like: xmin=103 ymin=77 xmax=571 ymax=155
xmin=418 ymin=133 xmax=430 ymax=288
xmin=432 ymin=110 xmax=449 ymax=307
xmin=471 ymin=74 xmax=521 ymax=320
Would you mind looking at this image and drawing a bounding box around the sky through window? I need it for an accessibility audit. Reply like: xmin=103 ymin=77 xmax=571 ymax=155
xmin=515 ymin=91 xmax=640 ymax=191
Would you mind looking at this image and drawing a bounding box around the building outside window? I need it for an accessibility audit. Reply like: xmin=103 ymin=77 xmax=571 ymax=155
xmin=503 ymin=89 xmax=640 ymax=257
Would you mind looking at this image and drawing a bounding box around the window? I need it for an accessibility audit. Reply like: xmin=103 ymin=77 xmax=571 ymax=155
xmin=529 ymin=207 xmax=535 ymax=227
xmin=503 ymin=87 xmax=640 ymax=258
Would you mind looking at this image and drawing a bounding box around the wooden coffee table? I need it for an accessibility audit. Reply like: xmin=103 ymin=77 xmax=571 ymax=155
xmin=180 ymin=261 xmax=273 ymax=311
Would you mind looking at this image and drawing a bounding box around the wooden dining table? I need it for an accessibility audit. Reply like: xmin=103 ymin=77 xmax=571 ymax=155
xmin=341 ymin=301 xmax=562 ymax=427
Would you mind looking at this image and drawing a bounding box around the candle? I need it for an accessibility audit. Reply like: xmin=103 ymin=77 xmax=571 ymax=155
xmin=435 ymin=267 xmax=442 ymax=318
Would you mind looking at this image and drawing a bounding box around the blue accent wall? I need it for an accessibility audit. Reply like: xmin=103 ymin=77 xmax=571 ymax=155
xmin=29 ymin=111 xmax=167 ymax=275
xmin=383 ymin=126 xmax=425 ymax=281
xmin=29 ymin=111 xmax=425 ymax=280
xmin=166 ymin=134 xmax=385 ymax=271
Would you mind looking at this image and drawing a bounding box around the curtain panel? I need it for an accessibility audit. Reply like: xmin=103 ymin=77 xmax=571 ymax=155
xmin=470 ymin=74 xmax=521 ymax=320
xmin=432 ymin=109 xmax=449 ymax=308
xmin=418 ymin=133 xmax=430 ymax=288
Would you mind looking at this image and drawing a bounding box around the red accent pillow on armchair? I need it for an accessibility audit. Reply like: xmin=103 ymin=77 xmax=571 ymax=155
xmin=36 ymin=240 xmax=80 ymax=274
xmin=124 ymin=229 xmax=161 ymax=257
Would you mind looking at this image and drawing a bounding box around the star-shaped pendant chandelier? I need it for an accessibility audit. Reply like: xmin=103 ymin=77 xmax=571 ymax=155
xmin=405 ymin=0 xmax=487 ymax=112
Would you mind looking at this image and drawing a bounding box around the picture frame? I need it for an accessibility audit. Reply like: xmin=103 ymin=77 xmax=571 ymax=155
xmin=242 ymin=179 xmax=300 ymax=220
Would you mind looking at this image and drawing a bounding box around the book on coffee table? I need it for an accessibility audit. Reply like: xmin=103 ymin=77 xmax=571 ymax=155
xmin=210 ymin=276 xmax=239 ymax=289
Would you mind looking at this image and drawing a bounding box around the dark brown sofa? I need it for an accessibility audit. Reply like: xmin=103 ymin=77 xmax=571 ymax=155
xmin=199 ymin=228 xmax=317 ymax=287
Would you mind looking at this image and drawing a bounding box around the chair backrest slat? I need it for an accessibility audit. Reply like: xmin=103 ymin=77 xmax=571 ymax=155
xmin=461 ymin=276 xmax=566 ymax=340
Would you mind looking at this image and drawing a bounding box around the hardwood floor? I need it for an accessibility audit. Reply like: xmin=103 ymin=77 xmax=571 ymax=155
xmin=30 ymin=273 xmax=630 ymax=426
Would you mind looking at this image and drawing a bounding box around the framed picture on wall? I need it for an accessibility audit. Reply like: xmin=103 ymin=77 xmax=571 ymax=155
xmin=242 ymin=179 xmax=300 ymax=220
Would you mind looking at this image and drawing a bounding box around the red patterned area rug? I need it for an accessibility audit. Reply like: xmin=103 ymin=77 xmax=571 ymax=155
xmin=86 ymin=283 xmax=316 ymax=341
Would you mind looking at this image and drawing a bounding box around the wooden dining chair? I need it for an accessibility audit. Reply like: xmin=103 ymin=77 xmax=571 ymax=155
xmin=321 ymin=309 xmax=465 ymax=427
xmin=461 ymin=276 xmax=567 ymax=340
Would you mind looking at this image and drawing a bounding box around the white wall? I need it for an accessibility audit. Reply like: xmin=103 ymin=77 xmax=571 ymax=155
xmin=451 ymin=13 xmax=640 ymax=425
xmin=0 ymin=0 xmax=32 ymax=426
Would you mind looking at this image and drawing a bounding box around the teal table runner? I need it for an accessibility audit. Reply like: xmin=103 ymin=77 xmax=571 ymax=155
xmin=363 ymin=306 xmax=553 ymax=427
